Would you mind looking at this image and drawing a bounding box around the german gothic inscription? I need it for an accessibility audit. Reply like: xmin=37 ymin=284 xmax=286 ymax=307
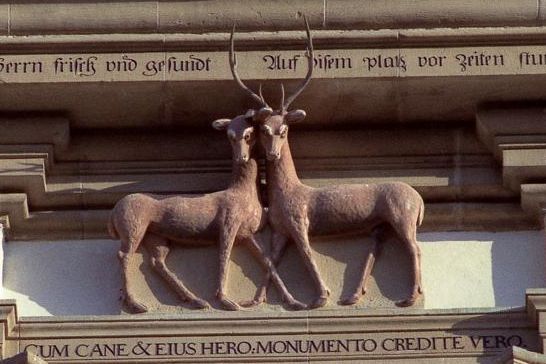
xmin=2 ymin=46 xmax=546 ymax=82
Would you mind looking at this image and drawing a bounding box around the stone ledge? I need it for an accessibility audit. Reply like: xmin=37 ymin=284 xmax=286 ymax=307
xmin=3 ymin=305 xmax=538 ymax=362
xmin=4 ymin=27 xmax=546 ymax=53
xmin=0 ymin=352 xmax=47 ymax=364
xmin=14 ymin=307 xmax=531 ymax=338
xmin=476 ymin=107 xmax=546 ymax=224
xmin=497 ymin=346 xmax=546 ymax=364
xmin=0 ymin=1 xmax=545 ymax=36
xmin=521 ymin=185 xmax=546 ymax=225
xmin=1 ymin=200 xmax=537 ymax=241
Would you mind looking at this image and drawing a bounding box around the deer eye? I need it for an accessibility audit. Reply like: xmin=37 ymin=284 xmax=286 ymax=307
xmin=244 ymin=133 xmax=251 ymax=141
xmin=279 ymin=125 xmax=288 ymax=138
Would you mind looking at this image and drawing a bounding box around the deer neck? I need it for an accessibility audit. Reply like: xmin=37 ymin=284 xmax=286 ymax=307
xmin=229 ymin=156 xmax=259 ymax=194
xmin=266 ymin=139 xmax=302 ymax=193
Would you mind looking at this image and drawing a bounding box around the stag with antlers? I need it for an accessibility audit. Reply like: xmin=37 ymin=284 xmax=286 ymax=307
xmin=230 ymin=18 xmax=425 ymax=308
xmin=109 ymin=112 xmax=306 ymax=313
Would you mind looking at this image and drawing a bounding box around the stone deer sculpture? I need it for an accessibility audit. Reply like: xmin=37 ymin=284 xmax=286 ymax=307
xmin=108 ymin=113 xmax=305 ymax=313
xmin=232 ymin=19 xmax=425 ymax=308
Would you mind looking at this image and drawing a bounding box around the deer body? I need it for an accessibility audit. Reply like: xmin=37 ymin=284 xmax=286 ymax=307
xmin=110 ymin=114 xmax=304 ymax=313
xmin=112 ymin=174 xmax=264 ymax=245
xmin=230 ymin=17 xmax=424 ymax=309
xmin=260 ymin=137 xmax=424 ymax=307
xmin=269 ymin=174 xmax=424 ymax=238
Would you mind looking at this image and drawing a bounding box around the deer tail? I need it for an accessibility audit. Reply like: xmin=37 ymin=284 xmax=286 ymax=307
xmin=417 ymin=196 xmax=425 ymax=227
xmin=107 ymin=212 xmax=119 ymax=239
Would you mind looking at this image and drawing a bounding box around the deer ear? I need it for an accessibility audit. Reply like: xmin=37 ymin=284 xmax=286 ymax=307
xmin=212 ymin=118 xmax=231 ymax=130
xmin=244 ymin=109 xmax=256 ymax=119
xmin=254 ymin=107 xmax=273 ymax=123
xmin=285 ymin=109 xmax=306 ymax=123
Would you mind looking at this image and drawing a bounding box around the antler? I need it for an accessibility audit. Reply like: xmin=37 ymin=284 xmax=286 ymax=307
xmin=282 ymin=16 xmax=314 ymax=112
xmin=230 ymin=25 xmax=269 ymax=108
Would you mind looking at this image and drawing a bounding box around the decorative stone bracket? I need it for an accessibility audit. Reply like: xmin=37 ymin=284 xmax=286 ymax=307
xmin=0 ymin=352 xmax=48 ymax=364
xmin=526 ymin=289 xmax=546 ymax=357
xmin=498 ymin=346 xmax=546 ymax=364
xmin=477 ymin=107 xmax=546 ymax=225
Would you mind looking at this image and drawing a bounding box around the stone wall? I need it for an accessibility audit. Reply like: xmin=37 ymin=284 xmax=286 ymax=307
xmin=0 ymin=1 xmax=545 ymax=362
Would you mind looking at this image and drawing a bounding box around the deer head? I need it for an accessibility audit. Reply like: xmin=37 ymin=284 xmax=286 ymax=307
xmin=229 ymin=17 xmax=313 ymax=161
xmin=212 ymin=109 xmax=258 ymax=164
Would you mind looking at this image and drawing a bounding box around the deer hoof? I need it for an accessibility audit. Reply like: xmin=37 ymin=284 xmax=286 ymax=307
xmin=286 ymin=300 xmax=307 ymax=311
xmin=339 ymin=294 xmax=360 ymax=306
xmin=220 ymin=298 xmax=242 ymax=311
xmin=309 ymin=296 xmax=328 ymax=309
xmin=238 ymin=299 xmax=261 ymax=308
xmin=190 ymin=298 xmax=210 ymax=310
xmin=396 ymin=288 xmax=422 ymax=307
xmin=396 ymin=298 xmax=415 ymax=307
xmin=396 ymin=294 xmax=420 ymax=307
xmin=126 ymin=300 xmax=148 ymax=314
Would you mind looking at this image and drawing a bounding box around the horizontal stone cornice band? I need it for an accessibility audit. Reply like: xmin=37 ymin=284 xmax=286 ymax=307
xmin=2 ymin=27 xmax=546 ymax=52
xmin=0 ymin=1 xmax=545 ymax=37
xmin=13 ymin=307 xmax=532 ymax=339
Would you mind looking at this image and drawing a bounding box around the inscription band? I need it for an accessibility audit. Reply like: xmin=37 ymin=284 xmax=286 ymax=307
xmin=1 ymin=45 xmax=546 ymax=83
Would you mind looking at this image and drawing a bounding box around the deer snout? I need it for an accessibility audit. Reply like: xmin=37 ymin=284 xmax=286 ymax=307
xmin=237 ymin=153 xmax=249 ymax=163
xmin=267 ymin=151 xmax=281 ymax=161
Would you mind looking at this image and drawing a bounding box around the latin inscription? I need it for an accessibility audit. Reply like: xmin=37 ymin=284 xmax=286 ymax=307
xmin=21 ymin=333 xmax=531 ymax=361
xmin=3 ymin=46 xmax=546 ymax=82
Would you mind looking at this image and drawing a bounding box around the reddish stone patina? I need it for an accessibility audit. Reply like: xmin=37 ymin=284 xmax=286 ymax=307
xmin=109 ymin=111 xmax=305 ymax=313
xmin=232 ymin=18 xmax=425 ymax=308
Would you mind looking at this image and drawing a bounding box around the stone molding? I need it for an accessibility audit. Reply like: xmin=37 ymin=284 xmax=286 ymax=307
xmin=0 ymin=352 xmax=48 ymax=364
xmin=0 ymin=300 xmax=538 ymax=362
xmin=0 ymin=1 xmax=544 ymax=37
xmin=4 ymin=27 xmax=546 ymax=53
xmin=0 ymin=116 xmax=538 ymax=239
xmin=0 ymin=295 xmax=541 ymax=362
xmin=526 ymin=289 xmax=546 ymax=356
xmin=498 ymin=346 xmax=546 ymax=364
xmin=477 ymin=107 xmax=546 ymax=223
xmin=2 ymin=200 xmax=537 ymax=240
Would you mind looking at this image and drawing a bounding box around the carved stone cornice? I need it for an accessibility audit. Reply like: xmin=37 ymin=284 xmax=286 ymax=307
xmin=497 ymin=346 xmax=546 ymax=364
xmin=477 ymin=107 xmax=546 ymax=223
xmin=526 ymin=289 xmax=546 ymax=353
xmin=0 ymin=300 xmax=538 ymax=362
xmin=6 ymin=306 xmax=539 ymax=362
xmin=3 ymin=115 xmax=535 ymax=239
xmin=0 ymin=352 xmax=47 ymax=364
xmin=521 ymin=186 xmax=546 ymax=223
xmin=0 ymin=301 xmax=18 ymax=360
xmin=4 ymin=27 xmax=546 ymax=53
xmin=0 ymin=1 xmax=544 ymax=40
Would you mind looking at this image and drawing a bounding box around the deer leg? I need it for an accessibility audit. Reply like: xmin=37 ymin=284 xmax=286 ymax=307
xmin=242 ymin=235 xmax=306 ymax=310
xmin=117 ymin=223 xmax=147 ymax=314
xmin=394 ymin=224 xmax=423 ymax=307
xmin=240 ymin=231 xmax=288 ymax=308
xmin=216 ymin=224 xmax=241 ymax=311
xmin=290 ymin=226 xmax=330 ymax=309
xmin=340 ymin=226 xmax=385 ymax=305
xmin=144 ymin=234 xmax=209 ymax=309
xmin=118 ymin=249 xmax=148 ymax=314
xmin=340 ymin=241 xmax=377 ymax=306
